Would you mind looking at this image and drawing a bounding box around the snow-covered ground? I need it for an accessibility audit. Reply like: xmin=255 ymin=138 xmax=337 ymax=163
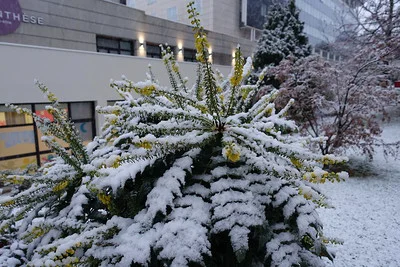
xmin=320 ymin=108 xmax=400 ymax=267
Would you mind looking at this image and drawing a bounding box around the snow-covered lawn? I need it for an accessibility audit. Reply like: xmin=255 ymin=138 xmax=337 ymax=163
xmin=320 ymin=110 xmax=400 ymax=267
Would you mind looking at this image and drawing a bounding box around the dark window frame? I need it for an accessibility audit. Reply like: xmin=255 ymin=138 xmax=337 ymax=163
xmin=183 ymin=48 xmax=197 ymax=62
xmin=96 ymin=36 xmax=135 ymax=56
xmin=146 ymin=43 xmax=162 ymax=58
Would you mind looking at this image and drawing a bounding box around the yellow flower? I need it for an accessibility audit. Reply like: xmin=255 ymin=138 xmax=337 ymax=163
xmin=2 ymin=200 xmax=15 ymax=207
xmin=230 ymin=49 xmax=244 ymax=87
xmin=290 ymin=157 xmax=302 ymax=169
xmin=265 ymin=107 xmax=273 ymax=116
xmin=230 ymin=70 xmax=243 ymax=87
xmin=194 ymin=34 xmax=210 ymax=63
xmin=24 ymin=226 xmax=50 ymax=241
xmin=109 ymin=118 xmax=118 ymax=125
xmin=299 ymin=188 xmax=312 ymax=200
xmin=11 ymin=176 xmax=24 ymax=184
xmin=98 ymin=192 xmax=112 ymax=206
xmin=303 ymin=193 xmax=312 ymax=200
xmin=112 ymin=109 xmax=121 ymax=116
xmin=223 ymin=143 xmax=241 ymax=163
xmin=172 ymin=63 xmax=179 ymax=73
xmin=196 ymin=104 xmax=208 ymax=113
xmin=138 ymin=85 xmax=156 ymax=96
xmin=137 ymin=141 xmax=152 ymax=150
xmin=111 ymin=156 xmax=121 ymax=168
xmin=53 ymin=180 xmax=69 ymax=192
xmin=47 ymin=92 xmax=58 ymax=102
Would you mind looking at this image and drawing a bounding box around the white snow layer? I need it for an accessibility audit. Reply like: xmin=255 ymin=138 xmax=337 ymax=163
xmin=320 ymin=110 xmax=400 ymax=267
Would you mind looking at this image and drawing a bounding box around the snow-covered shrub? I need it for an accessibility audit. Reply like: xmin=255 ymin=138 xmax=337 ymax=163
xmin=0 ymin=3 xmax=347 ymax=266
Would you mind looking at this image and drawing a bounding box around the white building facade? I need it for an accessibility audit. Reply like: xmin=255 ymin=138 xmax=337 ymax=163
xmin=130 ymin=0 xmax=357 ymax=47
xmin=296 ymin=0 xmax=356 ymax=46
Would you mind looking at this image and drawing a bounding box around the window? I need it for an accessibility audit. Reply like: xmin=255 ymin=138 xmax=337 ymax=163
xmin=97 ymin=36 xmax=134 ymax=56
xmin=0 ymin=102 xmax=95 ymax=170
xmin=146 ymin=43 xmax=162 ymax=58
xmin=183 ymin=48 xmax=197 ymax=62
xmin=148 ymin=0 xmax=156 ymax=5
xmin=0 ymin=105 xmax=33 ymax=126
xmin=120 ymin=0 xmax=127 ymax=4
xmin=167 ymin=6 xmax=178 ymax=21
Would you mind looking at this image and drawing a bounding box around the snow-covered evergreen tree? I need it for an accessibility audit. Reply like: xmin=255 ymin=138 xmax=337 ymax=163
xmin=0 ymin=3 xmax=347 ymax=266
xmin=253 ymin=0 xmax=311 ymax=71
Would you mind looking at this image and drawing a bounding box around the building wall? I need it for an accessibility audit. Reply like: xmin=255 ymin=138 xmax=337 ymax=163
xmin=0 ymin=42 xmax=232 ymax=170
xmin=132 ymin=0 xmax=213 ymax=31
xmin=0 ymin=42 xmax=231 ymax=130
xmin=132 ymin=0 xmax=254 ymax=40
xmin=131 ymin=0 xmax=355 ymax=47
xmin=296 ymin=0 xmax=352 ymax=46
xmin=0 ymin=0 xmax=256 ymax=64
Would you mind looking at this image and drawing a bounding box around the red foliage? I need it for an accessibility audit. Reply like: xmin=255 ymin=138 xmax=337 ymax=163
xmin=271 ymin=47 xmax=398 ymax=157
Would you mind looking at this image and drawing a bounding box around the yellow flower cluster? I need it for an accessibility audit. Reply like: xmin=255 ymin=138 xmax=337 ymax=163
xmin=46 ymin=91 xmax=58 ymax=103
xmin=303 ymin=169 xmax=343 ymax=184
xmin=51 ymin=241 xmax=84 ymax=265
xmin=23 ymin=226 xmax=51 ymax=242
xmin=303 ymin=171 xmax=328 ymax=183
xmin=136 ymin=141 xmax=153 ymax=150
xmin=264 ymin=107 xmax=273 ymax=117
xmin=290 ymin=157 xmax=303 ymax=169
xmin=111 ymin=156 xmax=121 ymax=168
xmin=137 ymin=85 xmax=156 ymax=96
xmin=298 ymin=188 xmax=312 ymax=200
xmin=109 ymin=118 xmax=118 ymax=125
xmin=98 ymin=192 xmax=112 ymax=207
xmin=195 ymin=104 xmax=208 ymax=113
xmin=112 ymin=108 xmax=121 ymax=116
xmin=194 ymin=34 xmax=209 ymax=63
xmin=53 ymin=254 xmax=79 ymax=265
xmin=320 ymin=155 xmax=346 ymax=165
xmin=52 ymin=180 xmax=69 ymax=192
xmin=223 ymin=143 xmax=241 ymax=163
xmin=172 ymin=63 xmax=179 ymax=73
xmin=1 ymin=200 xmax=15 ymax=207
xmin=32 ymin=227 xmax=47 ymax=238
xmin=240 ymin=87 xmax=252 ymax=99
xmin=3 ymin=175 xmax=25 ymax=185
xmin=230 ymin=51 xmax=244 ymax=87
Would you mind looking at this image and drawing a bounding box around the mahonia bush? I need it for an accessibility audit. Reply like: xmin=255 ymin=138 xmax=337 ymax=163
xmin=0 ymin=2 xmax=348 ymax=266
